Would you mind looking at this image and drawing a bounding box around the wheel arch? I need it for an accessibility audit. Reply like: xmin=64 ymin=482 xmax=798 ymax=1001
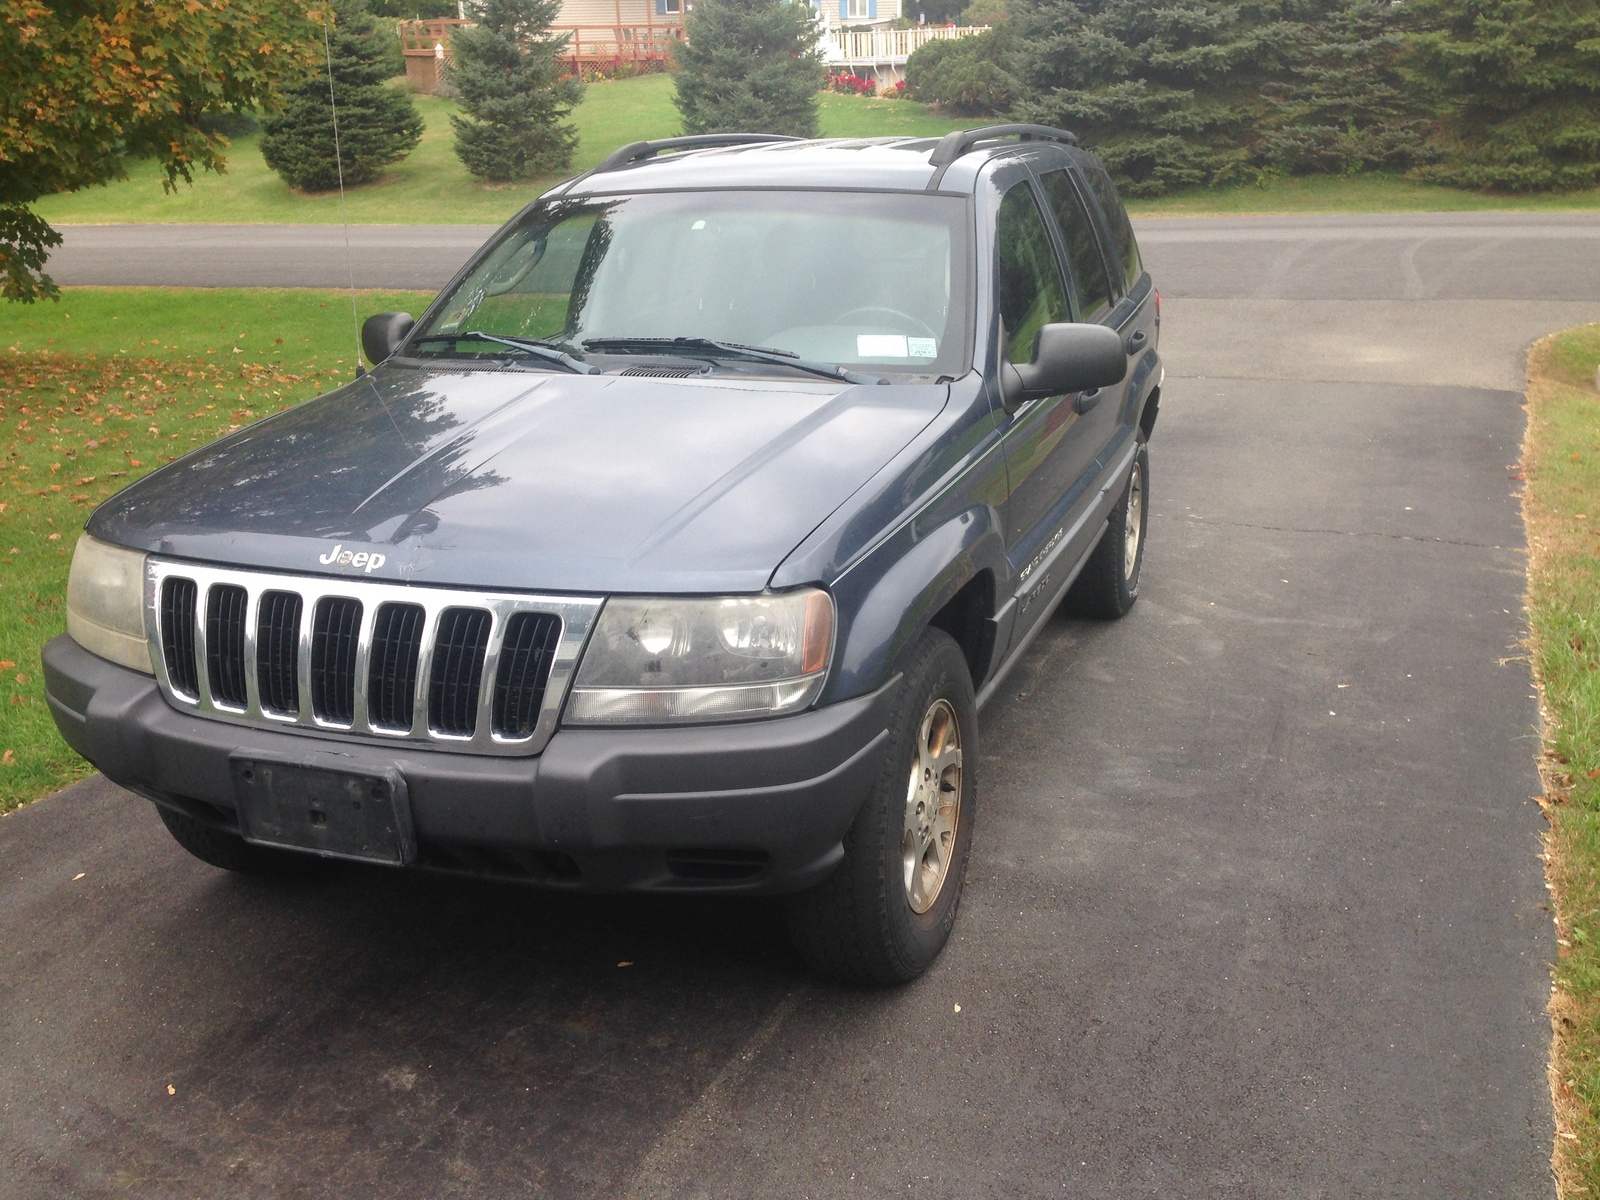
xmin=818 ymin=506 xmax=1008 ymax=706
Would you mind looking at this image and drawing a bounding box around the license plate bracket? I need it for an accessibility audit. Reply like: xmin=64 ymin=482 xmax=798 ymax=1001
xmin=231 ymin=756 xmax=416 ymax=866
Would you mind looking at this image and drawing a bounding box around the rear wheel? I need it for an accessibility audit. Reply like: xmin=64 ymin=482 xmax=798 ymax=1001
xmin=1065 ymin=440 xmax=1148 ymax=619
xmin=786 ymin=628 xmax=976 ymax=985
xmin=156 ymin=805 xmax=323 ymax=877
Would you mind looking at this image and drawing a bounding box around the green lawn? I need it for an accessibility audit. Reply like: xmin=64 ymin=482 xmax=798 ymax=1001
xmin=33 ymin=78 xmax=983 ymax=228
xmin=0 ymin=288 xmax=433 ymax=814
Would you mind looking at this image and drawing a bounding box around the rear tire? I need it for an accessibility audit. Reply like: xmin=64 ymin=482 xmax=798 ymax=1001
xmin=1065 ymin=440 xmax=1148 ymax=619
xmin=156 ymin=805 xmax=324 ymax=877
xmin=785 ymin=628 xmax=976 ymax=985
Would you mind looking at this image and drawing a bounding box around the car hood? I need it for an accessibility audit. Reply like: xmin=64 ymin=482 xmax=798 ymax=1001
xmin=88 ymin=364 xmax=950 ymax=594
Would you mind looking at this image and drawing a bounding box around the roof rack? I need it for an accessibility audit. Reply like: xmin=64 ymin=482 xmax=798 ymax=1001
xmin=927 ymin=124 xmax=1078 ymax=168
xmin=592 ymin=134 xmax=801 ymax=174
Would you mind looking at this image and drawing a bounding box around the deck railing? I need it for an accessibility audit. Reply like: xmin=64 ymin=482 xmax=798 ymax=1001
xmin=827 ymin=24 xmax=989 ymax=64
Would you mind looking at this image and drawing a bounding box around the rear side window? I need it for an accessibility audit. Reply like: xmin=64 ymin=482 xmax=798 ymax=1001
xmin=994 ymin=183 xmax=1069 ymax=364
xmin=1037 ymin=170 xmax=1113 ymax=321
xmin=1083 ymin=165 xmax=1142 ymax=294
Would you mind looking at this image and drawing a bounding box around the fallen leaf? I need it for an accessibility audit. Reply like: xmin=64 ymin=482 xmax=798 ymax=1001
xmin=1587 ymin=769 xmax=1600 ymax=781
xmin=1 ymin=750 xmax=14 ymax=766
xmin=46 ymin=533 xmax=59 ymax=540
xmin=0 ymin=661 xmax=13 ymax=670
xmin=72 ymin=872 xmax=85 ymax=881
xmin=166 ymin=1084 xmax=175 ymax=1096
xmin=953 ymin=1003 xmax=961 ymax=1013
xmin=14 ymin=673 xmax=27 ymax=684
xmin=617 ymin=961 xmax=633 ymax=968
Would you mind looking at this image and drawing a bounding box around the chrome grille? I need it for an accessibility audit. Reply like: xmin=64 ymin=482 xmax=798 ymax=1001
xmin=144 ymin=559 xmax=603 ymax=756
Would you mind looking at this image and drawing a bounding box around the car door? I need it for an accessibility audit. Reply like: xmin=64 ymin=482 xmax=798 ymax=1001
xmin=1033 ymin=164 xmax=1125 ymax=481
xmin=990 ymin=170 xmax=1106 ymax=631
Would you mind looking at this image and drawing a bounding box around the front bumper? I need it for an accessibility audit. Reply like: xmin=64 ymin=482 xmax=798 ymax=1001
xmin=42 ymin=634 xmax=892 ymax=894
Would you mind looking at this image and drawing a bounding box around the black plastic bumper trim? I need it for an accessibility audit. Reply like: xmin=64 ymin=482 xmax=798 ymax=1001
xmin=42 ymin=634 xmax=893 ymax=895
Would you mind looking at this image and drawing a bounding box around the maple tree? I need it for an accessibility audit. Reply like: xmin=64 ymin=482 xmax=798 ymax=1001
xmin=0 ymin=0 xmax=324 ymax=302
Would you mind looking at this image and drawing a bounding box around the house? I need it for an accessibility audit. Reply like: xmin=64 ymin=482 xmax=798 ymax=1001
xmin=400 ymin=3 xmax=682 ymax=95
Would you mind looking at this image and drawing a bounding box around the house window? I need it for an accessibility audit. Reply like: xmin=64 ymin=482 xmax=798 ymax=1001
xmin=664 ymin=0 xmax=681 ymax=12
xmin=847 ymin=0 xmax=869 ymax=15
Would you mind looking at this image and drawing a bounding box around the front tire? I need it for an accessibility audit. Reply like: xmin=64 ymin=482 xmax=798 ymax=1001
xmin=1065 ymin=440 xmax=1148 ymax=619
xmin=786 ymin=628 xmax=977 ymax=985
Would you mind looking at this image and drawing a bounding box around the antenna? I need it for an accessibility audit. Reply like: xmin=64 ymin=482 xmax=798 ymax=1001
xmin=324 ymin=18 xmax=365 ymax=379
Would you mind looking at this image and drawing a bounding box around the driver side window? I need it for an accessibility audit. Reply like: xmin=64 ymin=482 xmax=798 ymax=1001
xmin=995 ymin=182 xmax=1069 ymax=365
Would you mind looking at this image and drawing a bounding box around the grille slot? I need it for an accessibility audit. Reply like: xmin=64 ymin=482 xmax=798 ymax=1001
xmin=205 ymin=584 xmax=249 ymax=708
xmin=429 ymin=607 xmax=491 ymax=736
xmin=310 ymin=596 xmax=363 ymax=725
xmin=256 ymin=591 xmax=302 ymax=715
xmin=146 ymin=562 xmax=597 ymax=756
xmin=368 ymin=602 xmax=425 ymax=730
xmin=160 ymin=578 xmax=200 ymax=698
xmin=493 ymin=612 xmax=562 ymax=738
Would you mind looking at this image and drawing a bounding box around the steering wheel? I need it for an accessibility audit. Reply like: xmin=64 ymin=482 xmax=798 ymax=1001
xmin=835 ymin=306 xmax=939 ymax=339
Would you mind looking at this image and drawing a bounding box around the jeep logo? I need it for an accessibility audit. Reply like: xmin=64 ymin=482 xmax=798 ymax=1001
xmin=318 ymin=544 xmax=387 ymax=574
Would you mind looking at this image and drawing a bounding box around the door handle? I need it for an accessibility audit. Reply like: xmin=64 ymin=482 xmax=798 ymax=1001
xmin=1074 ymin=388 xmax=1102 ymax=415
xmin=1125 ymin=328 xmax=1148 ymax=355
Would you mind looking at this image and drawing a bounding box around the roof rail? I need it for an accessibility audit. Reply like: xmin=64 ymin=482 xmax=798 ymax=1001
xmin=927 ymin=124 xmax=1078 ymax=168
xmin=592 ymin=134 xmax=801 ymax=174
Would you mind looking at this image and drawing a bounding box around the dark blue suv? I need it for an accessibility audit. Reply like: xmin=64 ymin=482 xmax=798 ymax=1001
xmin=44 ymin=124 xmax=1162 ymax=984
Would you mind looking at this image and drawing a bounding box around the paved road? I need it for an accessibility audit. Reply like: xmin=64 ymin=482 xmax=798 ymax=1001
xmin=6 ymin=212 xmax=1595 ymax=1197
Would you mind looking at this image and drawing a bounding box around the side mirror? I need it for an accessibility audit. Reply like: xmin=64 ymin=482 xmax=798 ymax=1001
xmin=362 ymin=312 xmax=415 ymax=366
xmin=1001 ymin=322 xmax=1127 ymax=408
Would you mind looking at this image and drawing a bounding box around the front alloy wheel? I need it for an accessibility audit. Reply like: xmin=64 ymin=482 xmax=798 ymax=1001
xmin=903 ymin=698 xmax=962 ymax=914
xmin=786 ymin=628 xmax=977 ymax=985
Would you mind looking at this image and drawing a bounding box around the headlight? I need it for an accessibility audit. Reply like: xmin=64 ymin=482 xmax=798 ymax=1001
xmin=565 ymin=589 xmax=833 ymax=725
xmin=66 ymin=535 xmax=153 ymax=674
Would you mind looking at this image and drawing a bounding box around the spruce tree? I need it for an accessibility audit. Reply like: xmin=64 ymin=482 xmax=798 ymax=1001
xmin=259 ymin=1 xmax=423 ymax=193
xmin=1407 ymin=0 xmax=1600 ymax=191
xmin=1009 ymin=0 xmax=1322 ymax=195
xmin=673 ymin=0 xmax=824 ymax=138
xmin=1267 ymin=1 xmax=1433 ymax=176
xmin=448 ymin=0 xmax=584 ymax=182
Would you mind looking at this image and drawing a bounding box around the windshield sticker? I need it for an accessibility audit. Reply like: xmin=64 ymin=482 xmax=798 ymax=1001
xmin=858 ymin=334 xmax=908 ymax=357
xmin=907 ymin=337 xmax=937 ymax=358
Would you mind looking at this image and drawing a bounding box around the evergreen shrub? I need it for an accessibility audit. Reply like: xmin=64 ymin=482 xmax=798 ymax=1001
xmin=674 ymin=0 xmax=824 ymax=138
xmin=260 ymin=1 xmax=424 ymax=192
xmin=449 ymin=0 xmax=584 ymax=181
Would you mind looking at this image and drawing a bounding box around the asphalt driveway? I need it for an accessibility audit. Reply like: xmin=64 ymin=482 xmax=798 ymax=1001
xmin=4 ymin=212 xmax=1596 ymax=1197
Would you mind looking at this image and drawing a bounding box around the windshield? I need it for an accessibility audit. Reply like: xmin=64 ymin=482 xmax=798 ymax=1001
xmin=411 ymin=190 xmax=972 ymax=379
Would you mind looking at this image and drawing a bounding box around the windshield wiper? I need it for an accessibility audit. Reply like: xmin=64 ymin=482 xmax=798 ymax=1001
xmin=410 ymin=331 xmax=598 ymax=375
xmin=581 ymin=337 xmax=884 ymax=385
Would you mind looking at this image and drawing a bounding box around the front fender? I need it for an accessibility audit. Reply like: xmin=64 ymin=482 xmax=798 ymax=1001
xmin=818 ymin=506 xmax=1008 ymax=706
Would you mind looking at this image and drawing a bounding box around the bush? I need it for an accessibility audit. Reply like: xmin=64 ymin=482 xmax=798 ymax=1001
xmin=904 ymin=28 xmax=1018 ymax=117
xmin=259 ymin=1 xmax=423 ymax=192
xmin=1407 ymin=0 xmax=1600 ymax=191
xmin=674 ymin=0 xmax=824 ymax=138
xmin=826 ymin=72 xmax=877 ymax=97
xmin=448 ymin=0 xmax=584 ymax=181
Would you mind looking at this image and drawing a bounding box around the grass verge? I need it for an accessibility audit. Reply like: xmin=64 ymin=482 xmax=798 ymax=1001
xmin=0 ymin=287 xmax=433 ymax=815
xmin=1523 ymin=322 xmax=1600 ymax=1194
